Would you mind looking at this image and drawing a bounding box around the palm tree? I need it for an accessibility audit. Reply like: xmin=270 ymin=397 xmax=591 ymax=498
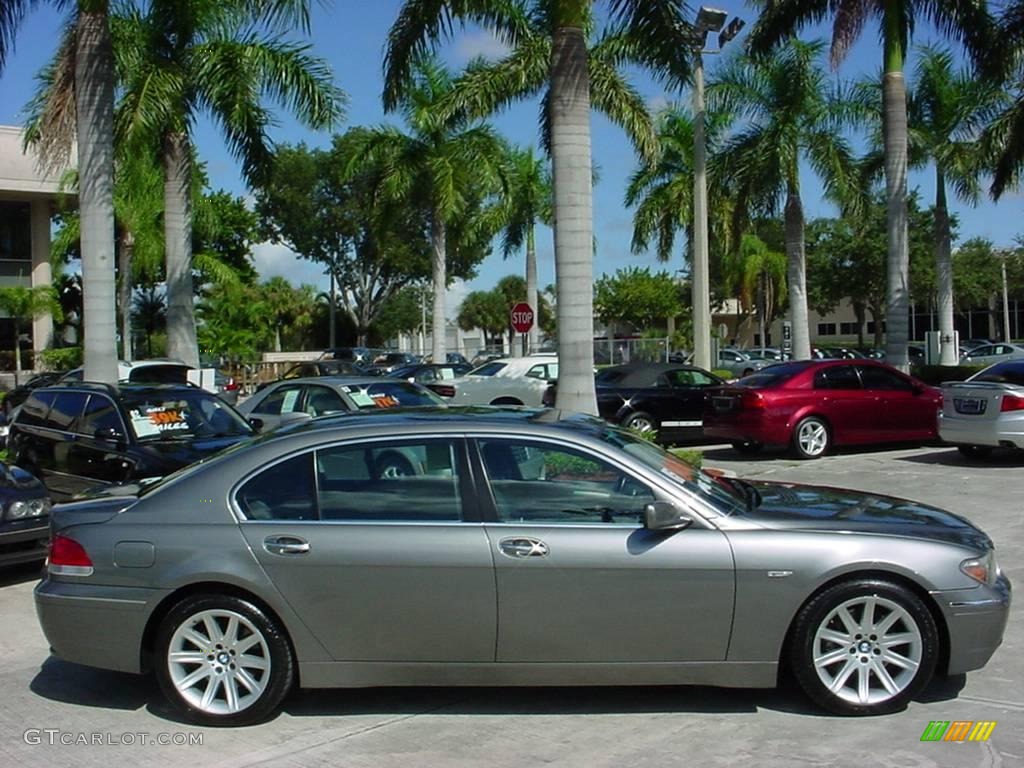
xmin=0 ymin=286 xmax=64 ymax=384
xmin=500 ymin=146 xmax=551 ymax=354
xmin=351 ymin=58 xmax=506 ymax=362
xmin=987 ymin=2 xmax=1024 ymax=198
xmin=906 ymin=46 xmax=1006 ymax=364
xmin=721 ymin=233 xmax=786 ymax=351
xmin=131 ymin=285 xmax=165 ymax=358
xmin=5 ymin=2 xmax=119 ymax=383
xmin=747 ymin=0 xmax=994 ymax=370
xmin=709 ymin=39 xmax=860 ymax=361
xmin=107 ymin=0 xmax=341 ymax=368
xmin=384 ymin=0 xmax=696 ymax=414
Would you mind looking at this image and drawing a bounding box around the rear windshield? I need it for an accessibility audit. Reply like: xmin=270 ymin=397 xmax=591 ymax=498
xmin=470 ymin=362 xmax=506 ymax=377
xmin=734 ymin=363 xmax=807 ymax=388
xmin=340 ymin=381 xmax=444 ymax=410
xmin=122 ymin=391 xmax=253 ymax=440
xmin=595 ymin=368 xmax=630 ymax=385
xmin=127 ymin=364 xmax=190 ymax=385
xmin=971 ymin=361 xmax=1024 ymax=387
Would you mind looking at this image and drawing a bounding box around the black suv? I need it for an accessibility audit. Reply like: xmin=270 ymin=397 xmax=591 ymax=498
xmin=8 ymin=383 xmax=255 ymax=500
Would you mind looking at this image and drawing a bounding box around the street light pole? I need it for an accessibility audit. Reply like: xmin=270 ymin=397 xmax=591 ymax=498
xmin=692 ymin=49 xmax=711 ymax=371
xmin=1001 ymin=253 xmax=1012 ymax=342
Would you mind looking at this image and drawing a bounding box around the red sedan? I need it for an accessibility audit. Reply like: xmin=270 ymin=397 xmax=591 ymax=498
xmin=703 ymin=360 xmax=942 ymax=458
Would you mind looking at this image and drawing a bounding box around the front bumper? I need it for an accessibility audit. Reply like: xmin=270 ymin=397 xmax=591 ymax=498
xmin=34 ymin=578 xmax=167 ymax=673
xmin=934 ymin=571 xmax=1012 ymax=675
xmin=0 ymin=518 xmax=49 ymax=567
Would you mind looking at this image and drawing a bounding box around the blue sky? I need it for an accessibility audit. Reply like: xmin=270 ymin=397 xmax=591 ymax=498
xmin=1 ymin=1 xmax=1021 ymax=315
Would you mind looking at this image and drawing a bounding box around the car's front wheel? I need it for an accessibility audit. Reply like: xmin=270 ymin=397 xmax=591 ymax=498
xmin=792 ymin=416 xmax=830 ymax=459
xmin=155 ymin=595 xmax=295 ymax=726
xmin=622 ymin=411 xmax=658 ymax=434
xmin=789 ymin=579 xmax=939 ymax=716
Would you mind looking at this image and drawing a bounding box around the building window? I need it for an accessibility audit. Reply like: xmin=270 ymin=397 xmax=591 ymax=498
xmin=839 ymin=322 xmax=859 ymax=335
xmin=817 ymin=323 xmax=837 ymax=336
xmin=0 ymin=202 xmax=31 ymax=262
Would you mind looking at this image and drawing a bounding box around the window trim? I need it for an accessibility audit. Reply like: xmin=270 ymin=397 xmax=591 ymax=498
xmin=79 ymin=393 xmax=128 ymax=437
xmin=229 ymin=436 xmax=477 ymax=524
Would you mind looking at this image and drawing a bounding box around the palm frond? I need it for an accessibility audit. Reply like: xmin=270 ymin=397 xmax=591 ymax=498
xmin=588 ymin=53 xmax=656 ymax=161
xmin=438 ymin=37 xmax=549 ymax=124
xmin=745 ymin=0 xmax=831 ymax=58
xmin=22 ymin=16 xmax=77 ymax=175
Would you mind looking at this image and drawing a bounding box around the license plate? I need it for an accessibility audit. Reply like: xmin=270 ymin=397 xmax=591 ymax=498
xmin=712 ymin=396 xmax=735 ymax=413
xmin=953 ymin=397 xmax=986 ymax=415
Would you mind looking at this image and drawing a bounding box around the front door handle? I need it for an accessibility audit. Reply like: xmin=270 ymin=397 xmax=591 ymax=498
xmin=499 ymin=537 xmax=548 ymax=558
xmin=263 ymin=535 xmax=310 ymax=555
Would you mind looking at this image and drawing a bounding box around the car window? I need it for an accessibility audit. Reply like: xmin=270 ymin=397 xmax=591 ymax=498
xmin=45 ymin=391 xmax=88 ymax=431
xmin=123 ymin=391 xmax=253 ymax=440
xmin=256 ymin=384 xmax=304 ymax=415
xmin=236 ymin=453 xmax=318 ymax=521
xmin=304 ymin=385 xmax=347 ymax=416
xmin=595 ymin=368 xmax=629 ymax=385
xmin=971 ymin=361 xmax=1024 ymax=386
xmin=127 ymin=364 xmax=189 ymax=385
xmin=341 ymin=381 xmax=444 ymax=410
xmin=971 ymin=346 xmax=994 ymax=356
xmin=414 ymin=368 xmax=437 ymax=382
xmin=665 ymin=369 xmax=717 ymax=387
xmin=526 ymin=364 xmax=550 ymax=379
xmin=316 ymin=440 xmax=462 ymax=521
xmin=858 ymin=365 xmax=914 ymax=391
xmin=479 ymin=439 xmax=655 ymax=525
xmin=738 ymin=364 xmax=804 ymax=388
xmin=813 ymin=366 xmax=862 ymax=390
xmin=470 ymin=362 xmax=506 ymax=377
xmin=17 ymin=391 xmax=57 ymax=427
xmin=80 ymin=394 xmax=125 ymax=436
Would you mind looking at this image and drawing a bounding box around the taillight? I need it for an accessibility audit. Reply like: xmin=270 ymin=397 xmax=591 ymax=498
xmin=430 ymin=384 xmax=456 ymax=398
xmin=224 ymin=377 xmax=239 ymax=391
xmin=1001 ymin=393 xmax=1024 ymax=412
xmin=48 ymin=534 xmax=94 ymax=576
xmin=740 ymin=391 xmax=766 ymax=409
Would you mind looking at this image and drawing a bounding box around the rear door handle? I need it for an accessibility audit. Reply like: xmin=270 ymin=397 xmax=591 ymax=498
xmin=499 ymin=537 xmax=548 ymax=558
xmin=263 ymin=535 xmax=310 ymax=555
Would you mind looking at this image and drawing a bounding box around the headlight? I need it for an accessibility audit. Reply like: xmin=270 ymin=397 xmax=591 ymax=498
xmin=961 ymin=551 xmax=998 ymax=585
xmin=7 ymin=500 xmax=29 ymax=518
xmin=4 ymin=497 xmax=49 ymax=519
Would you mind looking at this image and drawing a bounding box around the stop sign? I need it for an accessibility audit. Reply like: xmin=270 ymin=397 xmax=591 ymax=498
xmin=510 ymin=302 xmax=534 ymax=333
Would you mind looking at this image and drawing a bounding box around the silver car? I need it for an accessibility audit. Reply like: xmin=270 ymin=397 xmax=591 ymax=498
xmin=939 ymin=359 xmax=1024 ymax=458
xmin=960 ymin=343 xmax=1024 ymax=367
xmin=35 ymin=409 xmax=1009 ymax=726
xmin=717 ymin=349 xmax=770 ymax=377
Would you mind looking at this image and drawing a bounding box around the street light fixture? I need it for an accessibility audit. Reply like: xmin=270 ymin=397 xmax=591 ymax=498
xmin=691 ymin=6 xmax=743 ymax=371
xmin=996 ymin=249 xmax=1013 ymax=342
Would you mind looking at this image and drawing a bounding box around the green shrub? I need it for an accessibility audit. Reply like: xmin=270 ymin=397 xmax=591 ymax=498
xmin=39 ymin=347 xmax=83 ymax=371
xmin=910 ymin=364 xmax=985 ymax=386
xmin=670 ymin=448 xmax=703 ymax=469
xmin=712 ymin=368 xmax=735 ymax=381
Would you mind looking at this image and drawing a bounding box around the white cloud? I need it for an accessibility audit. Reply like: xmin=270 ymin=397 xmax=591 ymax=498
xmin=250 ymin=242 xmax=329 ymax=289
xmin=646 ymin=94 xmax=671 ymax=114
xmin=445 ymin=279 xmax=471 ymax=320
xmin=453 ymin=29 xmax=511 ymax=63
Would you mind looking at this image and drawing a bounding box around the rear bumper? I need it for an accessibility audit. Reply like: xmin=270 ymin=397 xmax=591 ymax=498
xmin=934 ymin=572 xmax=1012 ymax=675
xmin=0 ymin=519 xmax=49 ymax=566
xmin=938 ymin=412 xmax=1024 ymax=449
xmin=34 ymin=578 xmax=167 ymax=673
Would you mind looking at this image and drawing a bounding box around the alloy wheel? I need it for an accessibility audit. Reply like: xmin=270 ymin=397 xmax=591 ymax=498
xmin=797 ymin=419 xmax=828 ymax=457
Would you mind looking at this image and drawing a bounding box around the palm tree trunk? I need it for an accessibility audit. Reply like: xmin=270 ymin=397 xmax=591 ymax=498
xmin=526 ymin=224 xmax=539 ymax=354
xmin=119 ymin=229 xmax=133 ymax=361
xmin=430 ymin=211 xmax=446 ymax=361
xmin=784 ymin=186 xmax=811 ymax=360
xmin=13 ymin=319 xmax=22 ymax=384
xmin=328 ymin=269 xmax=336 ymax=348
xmin=550 ymin=23 xmax=596 ymax=414
xmin=934 ymin=167 xmax=956 ymax=365
xmin=76 ymin=5 xmax=119 ymax=383
xmin=882 ymin=3 xmax=910 ymax=371
xmin=164 ymin=132 xmax=199 ymax=367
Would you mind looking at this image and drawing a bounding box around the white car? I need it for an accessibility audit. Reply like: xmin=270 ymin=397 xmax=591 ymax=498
xmin=429 ymin=355 xmax=558 ymax=407
xmin=960 ymin=343 xmax=1024 ymax=368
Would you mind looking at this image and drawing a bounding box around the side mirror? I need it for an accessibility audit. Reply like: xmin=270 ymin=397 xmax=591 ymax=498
xmin=248 ymin=417 xmax=264 ymax=431
xmin=94 ymin=426 xmax=125 ymax=442
xmin=643 ymin=501 xmax=693 ymax=531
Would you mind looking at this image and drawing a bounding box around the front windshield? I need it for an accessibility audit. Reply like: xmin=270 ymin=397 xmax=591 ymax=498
xmin=123 ymin=391 xmax=254 ymax=441
xmin=598 ymin=428 xmax=746 ymax=515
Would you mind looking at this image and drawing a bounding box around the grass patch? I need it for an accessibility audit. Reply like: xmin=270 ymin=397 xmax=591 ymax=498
xmin=670 ymin=447 xmax=703 ymax=469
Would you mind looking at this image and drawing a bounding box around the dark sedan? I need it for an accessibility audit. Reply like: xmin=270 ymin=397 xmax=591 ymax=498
xmin=544 ymin=363 xmax=725 ymax=444
xmin=0 ymin=462 xmax=51 ymax=567
xmin=703 ymin=360 xmax=941 ymax=458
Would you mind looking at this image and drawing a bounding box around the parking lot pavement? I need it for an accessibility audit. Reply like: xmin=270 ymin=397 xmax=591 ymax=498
xmin=0 ymin=444 xmax=1021 ymax=768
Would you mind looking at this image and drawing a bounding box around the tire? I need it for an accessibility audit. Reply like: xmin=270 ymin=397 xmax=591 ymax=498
xmin=155 ymin=594 xmax=295 ymax=726
xmin=622 ymin=411 xmax=658 ymax=434
xmin=957 ymin=445 xmax=993 ymax=459
xmin=792 ymin=416 xmax=830 ymax=459
xmin=374 ymin=450 xmax=415 ymax=479
xmin=788 ymin=578 xmax=939 ymax=716
xmin=731 ymin=440 xmax=763 ymax=455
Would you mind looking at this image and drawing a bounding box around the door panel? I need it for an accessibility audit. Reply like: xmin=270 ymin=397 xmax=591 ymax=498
xmin=812 ymin=366 xmax=874 ymax=444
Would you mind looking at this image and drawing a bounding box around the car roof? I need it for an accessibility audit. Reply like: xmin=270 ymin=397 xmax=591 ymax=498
xmin=36 ymin=382 xmax=209 ymax=397
xmin=598 ymin=362 xmax=711 ymax=387
xmin=264 ymin=375 xmax=417 ymax=387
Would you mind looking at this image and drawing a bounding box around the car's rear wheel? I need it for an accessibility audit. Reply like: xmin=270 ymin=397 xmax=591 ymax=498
xmin=155 ymin=595 xmax=294 ymax=726
xmin=792 ymin=416 xmax=830 ymax=459
xmin=731 ymin=440 xmax=763 ymax=455
xmin=622 ymin=412 xmax=658 ymax=434
xmin=957 ymin=445 xmax=993 ymax=459
xmin=789 ymin=579 xmax=938 ymax=716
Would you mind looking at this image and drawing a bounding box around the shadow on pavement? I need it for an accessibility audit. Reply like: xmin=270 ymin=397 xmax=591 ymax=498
xmin=30 ymin=657 xmax=155 ymax=712
xmin=917 ymin=673 xmax=967 ymax=703
xmin=0 ymin=562 xmax=44 ymax=588
xmin=897 ymin=449 xmax=1024 ymax=468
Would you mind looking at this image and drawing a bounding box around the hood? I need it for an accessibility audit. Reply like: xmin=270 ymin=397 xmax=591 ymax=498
xmin=135 ymin=434 xmax=249 ymax=475
xmin=743 ymin=480 xmax=992 ymax=551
